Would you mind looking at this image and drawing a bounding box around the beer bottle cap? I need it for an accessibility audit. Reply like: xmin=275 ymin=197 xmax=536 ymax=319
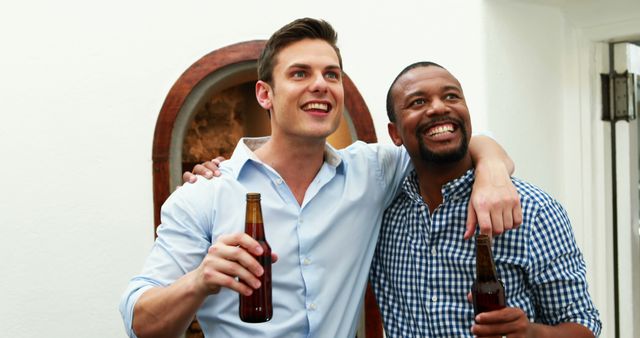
xmin=247 ymin=192 xmax=261 ymax=200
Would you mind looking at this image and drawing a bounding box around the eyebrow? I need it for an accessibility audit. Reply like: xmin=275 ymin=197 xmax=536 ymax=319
xmin=442 ymin=84 xmax=462 ymax=92
xmin=287 ymin=63 xmax=342 ymax=71
xmin=405 ymin=85 xmax=462 ymax=99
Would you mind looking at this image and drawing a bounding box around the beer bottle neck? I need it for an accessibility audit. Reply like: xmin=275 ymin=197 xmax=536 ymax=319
xmin=245 ymin=199 xmax=266 ymax=240
xmin=475 ymin=236 xmax=499 ymax=282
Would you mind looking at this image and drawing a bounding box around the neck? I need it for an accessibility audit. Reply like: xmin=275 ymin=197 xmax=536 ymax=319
xmin=413 ymin=153 xmax=473 ymax=213
xmin=253 ymin=133 xmax=327 ymax=205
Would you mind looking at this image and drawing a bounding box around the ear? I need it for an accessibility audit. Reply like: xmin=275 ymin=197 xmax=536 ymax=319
xmin=387 ymin=122 xmax=403 ymax=146
xmin=256 ymin=80 xmax=273 ymax=110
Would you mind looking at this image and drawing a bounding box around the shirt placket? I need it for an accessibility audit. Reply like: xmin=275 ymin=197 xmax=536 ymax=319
xmin=413 ymin=202 xmax=434 ymax=336
xmin=425 ymin=204 xmax=448 ymax=337
xmin=296 ymin=163 xmax=336 ymax=335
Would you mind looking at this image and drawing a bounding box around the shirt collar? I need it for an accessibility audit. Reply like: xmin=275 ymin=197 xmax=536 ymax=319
xmin=442 ymin=168 xmax=475 ymax=201
xmin=224 ymin=136 xmax=344 ymax=179
xmin=400 ymin=168 xmax=476 ymax=205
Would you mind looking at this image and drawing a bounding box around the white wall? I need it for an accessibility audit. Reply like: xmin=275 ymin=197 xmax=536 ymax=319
xmin=1 ymin=0 xmax=638 ymax=336
xmin=483 ymin=0 xmax=566 ymax=195
xmin=483 ymin=1 xmax=640 ymax=337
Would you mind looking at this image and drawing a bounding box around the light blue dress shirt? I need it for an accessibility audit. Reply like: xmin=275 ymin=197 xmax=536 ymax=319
xmin=120 ymin=137 xmax=411 ymax=337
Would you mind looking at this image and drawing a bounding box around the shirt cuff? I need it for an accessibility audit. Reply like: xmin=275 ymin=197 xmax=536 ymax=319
xmin=119 ymin=283 xmax=154 ymax=338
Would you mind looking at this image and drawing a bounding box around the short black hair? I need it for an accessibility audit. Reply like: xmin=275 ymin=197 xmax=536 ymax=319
xmin=386 ymin=61 xmax=445 ymax=122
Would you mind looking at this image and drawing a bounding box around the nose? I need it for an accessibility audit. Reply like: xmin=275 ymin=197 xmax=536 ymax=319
xmin=308 ymin=72 xmax=328 ymax=93
xmin=426 ymin=98 xmax=448 ymax=116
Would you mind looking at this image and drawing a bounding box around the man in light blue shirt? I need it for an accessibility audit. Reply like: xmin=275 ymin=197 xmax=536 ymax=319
xmin=120 ymin=18 xmax=520 ymax=337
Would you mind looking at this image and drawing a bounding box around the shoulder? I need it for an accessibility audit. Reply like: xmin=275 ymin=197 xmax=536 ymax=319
xmin=510 ymin=177 xmax=573 ymax=237
xmin=511 ymin=177 xmax=560 ymax=209
xmin=339 ymin=141 xmax=406 ymax=171
xmin=166 ymin=175 xmax=242 ymax=210
xmin=340 ymin=141 xmax=400 ymax=157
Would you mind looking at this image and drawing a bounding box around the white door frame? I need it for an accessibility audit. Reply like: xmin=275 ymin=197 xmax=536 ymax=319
xmin=573 ymin=25 xmax=640 ymax=337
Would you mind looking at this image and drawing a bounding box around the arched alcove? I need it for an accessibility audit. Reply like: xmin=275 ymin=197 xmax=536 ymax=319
xmin=152 ymin=40 xmax=382 ymax=338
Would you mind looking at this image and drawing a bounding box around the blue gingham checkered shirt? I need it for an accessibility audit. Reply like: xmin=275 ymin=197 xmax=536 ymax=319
xmin=370 ymin=169 xmax=601 ymax=337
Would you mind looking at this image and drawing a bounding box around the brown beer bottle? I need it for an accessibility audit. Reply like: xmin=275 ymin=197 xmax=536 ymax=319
xmin=471 ymin=234 xmax=506 ymax=316
xmin=239 ymin=193 xmax=272 ymax=323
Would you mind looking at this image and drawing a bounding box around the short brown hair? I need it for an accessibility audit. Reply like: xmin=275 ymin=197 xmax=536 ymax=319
xmin=257 ymin=18 xmax=343 ymax=84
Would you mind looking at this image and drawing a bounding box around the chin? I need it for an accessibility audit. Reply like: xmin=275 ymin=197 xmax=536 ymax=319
xmin=419 ymin=143 xmax=468 ymax=163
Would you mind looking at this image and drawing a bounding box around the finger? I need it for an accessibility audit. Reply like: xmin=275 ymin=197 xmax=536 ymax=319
xmin=271 ymin=252 xmax=279 ymax=264
xmin=473 ymin=320 xmax=525 ymax=338
xmin=502 ymin=207 xmax=514 ymax=231
xmin=207 ymin=243 xmax=263 ymax=276
xmin=210 ymin=236 xmax=265 ymax=277
xmin=203 ymin=161 xmax=221 ymax=176
xmin=193 ymin=164 xmax=213 ymax=179
xmin=464 ymin=203 xmax=478 ymax=240
xmin=182 ymin=171 xmax=197 ymax=184
xmin=217 ymin=233 xmax=264 ymax=256
xmin=477 ymin=207 xmax=493 ymax=237
xmin=202 ymin=264 xmax=256 ymax=296
xmin=466 ymin=292 xmax=472 ymax=303
xmin=476 ymin=307 xmax=523 ymax=324
xmin=215 ymin=257 xmax=263 ymax=290
xmin=471 ymin=324 xmax=507 ymax=338
xmin=490 ymin=207 xmax=505 ymax=236
xmin=512 ymin=200 xmax=523 ymax=228
xmin=472 ymin=321 xmax=512 ymax=338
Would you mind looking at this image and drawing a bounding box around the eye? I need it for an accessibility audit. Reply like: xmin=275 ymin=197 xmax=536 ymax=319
xmin=325 ymin=71 xmax=341 ymax=80
xmin=410 ymin=98 xmax=426 ymax=107
xmin=444 ymin=93 xmax=460 ymax=100
xmin=292 ymin=70 xmax=306 ymax=78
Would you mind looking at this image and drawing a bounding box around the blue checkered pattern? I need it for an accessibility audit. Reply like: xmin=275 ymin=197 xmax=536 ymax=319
xmin=370 ymin=169 xmax=602 ymax=337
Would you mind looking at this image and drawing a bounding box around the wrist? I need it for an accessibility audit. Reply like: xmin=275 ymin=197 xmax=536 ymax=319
xmin=185 ymin=269 xmax=210 ymax=299
xmin=475 ymin=159 xmax=510 ymax=187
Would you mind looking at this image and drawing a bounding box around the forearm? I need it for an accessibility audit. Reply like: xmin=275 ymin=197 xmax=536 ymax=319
xmin=469 ymin=135 xmax=514 ymax=176
xmin=528 ymin=322 xmax=595 ymax=338
xmin=132 ymin=270 xmax=208 ymax=338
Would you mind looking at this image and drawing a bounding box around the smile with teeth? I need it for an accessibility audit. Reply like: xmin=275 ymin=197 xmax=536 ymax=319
xmin=427 ymin=123 xmax=455 ymax=137
xmin=302 ymin=102 xmax=330 ymax=112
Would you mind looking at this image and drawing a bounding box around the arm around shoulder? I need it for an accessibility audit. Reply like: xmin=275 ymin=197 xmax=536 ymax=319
xmin=469 ymin=135 xmax=514 ymax=175
xmin=466 ymin=135 xmax=522 ymax=238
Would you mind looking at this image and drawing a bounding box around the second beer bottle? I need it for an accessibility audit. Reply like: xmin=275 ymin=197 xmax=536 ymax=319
xmin=239 ymin=192 xmax=273 ymax=323
xmin=471 ymin=234 xmax=506 ymax=316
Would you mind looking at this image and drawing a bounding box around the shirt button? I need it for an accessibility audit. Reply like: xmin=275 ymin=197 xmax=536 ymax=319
xmin=303 ymin=258 xmax=311 ymax=265
xmin=275 ymin=178 xmax=283 ymax=185
xmin=431 ymin=296 xmax=438 ymax=302
xmin=308 ymin=303 xmax=317 ymax=311
xmin=431 ymin=247 xmax=437 ymax=256
xmin=299 ymin=217 xmax=304 ymax=224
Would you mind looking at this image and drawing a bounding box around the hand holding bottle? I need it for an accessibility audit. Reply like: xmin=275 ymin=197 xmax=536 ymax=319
xmin=193 ymin=232 xmax=278 ymax=297
xmin=470 ymin=306 xmax=530 ymax=338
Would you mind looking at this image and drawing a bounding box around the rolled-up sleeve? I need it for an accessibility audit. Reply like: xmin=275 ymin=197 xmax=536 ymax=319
xmin=528 ymin=200 xmax=602 ymax=336
xmin=118 ymin=181 xmax=214 ymax=337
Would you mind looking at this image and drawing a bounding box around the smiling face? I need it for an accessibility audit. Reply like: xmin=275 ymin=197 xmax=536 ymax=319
xmin=388 ymin=65 xmax=471 ymax=164
xmin=256 ymin=38 xmax=344 ymax=142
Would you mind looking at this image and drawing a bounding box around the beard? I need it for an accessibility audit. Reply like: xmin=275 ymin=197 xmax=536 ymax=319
xmin=416 ymin=119 xmax=469 ymax=163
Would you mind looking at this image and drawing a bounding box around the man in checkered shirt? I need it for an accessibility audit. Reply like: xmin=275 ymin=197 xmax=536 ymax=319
xmin=370 ymin=62 xmax=601 ymax=337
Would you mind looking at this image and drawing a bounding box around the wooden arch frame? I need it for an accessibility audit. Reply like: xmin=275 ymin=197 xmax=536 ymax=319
xmin=151 ymin=40 xmax=382 ymax=337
